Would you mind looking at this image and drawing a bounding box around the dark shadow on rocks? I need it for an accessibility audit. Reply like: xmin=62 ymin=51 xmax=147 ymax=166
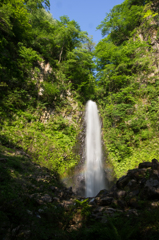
xmin=1 ymin=134 xmax=159 ymax=240
xmin=0 ymin=135 xmax=74 ymax=240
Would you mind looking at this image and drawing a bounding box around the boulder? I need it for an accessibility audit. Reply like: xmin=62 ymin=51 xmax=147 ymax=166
xmin=50 ymin=186 xmax=58 ymax=192
xmin=115 ymin=190 xmax=126 ymax=199
xmin=96 ymin=197 xmax=113 ymax=206
xmin=150 ymin=201 xmax=159 ymax=208
xmin=152 ymin=169 xmax=159 ymax=177
xmin=92 ymin=206 xmax=105 ymax=213
xmin=116 ymin=175 xmax=130 ymax=188
xmin=152 ymin=159 xmax=159 ymax=171
xmin=89 ymin=198 xmax=96 ymax=206
xmin=128 ymin=197 xmax=139 ymax=208
xmin=138 ymin=162 xmax=152 ymax=169
xmin=117 ymin=200 xmax=126 ymax=209
xmin=127 ymin=168 xmax=147 ymax=180
xmin=96 ymin=189 xmax=109 ymax=197
xmin=127 ymin=179 xmax=138 ymax=188
xmin=127 ymin=189 xmax=140 ymax=198
xmin=0 ymin=158 xmax=8 ymax=162
xmin=41 ymin=194 xmax=52 ymax=203
xmin=144 ymin=186 xmax=159 ymax=199
xmin=52 ymin=197 xmax=60 ymax=203
xmin=145 ymin=179 xmax=159 ymax=188
xmin=61 ymin=200 xmax=74 ymax=210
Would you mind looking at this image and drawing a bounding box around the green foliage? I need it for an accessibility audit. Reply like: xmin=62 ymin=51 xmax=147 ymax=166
xmin=0 ymin=110 xmax=79 ymax=176
xmin=62 ymin=47 xmax=96 ymax=102
xmin=69 ymin=207 xmax=159 ymax=240
xmin=96 ymin=0 xmax=159 ymax=177
xmin=18 ymin=44 xmax=43 ymax=63
xmin=0 ymin=0 xmax=95 ymax=181
xmin=0 ymin=0 xmax=95 ymax=119
xmin=75 ymin=199 xmax=91 ymax=217
xmin=97 ymin=0 xmax=145 ymax=45
xmin=25 ymin=0 xmax=50 ymax=11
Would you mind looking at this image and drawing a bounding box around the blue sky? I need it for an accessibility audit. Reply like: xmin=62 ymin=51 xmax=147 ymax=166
xmin=50 ymin=0 xmax=124 ymax=44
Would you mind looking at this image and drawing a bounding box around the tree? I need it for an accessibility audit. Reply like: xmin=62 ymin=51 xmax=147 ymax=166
xmin=97 ymin=0 xmax=144 ymax=45
xmin=82 ymin=35 xmax=96 ymax=52
xmin=25 ymin=0 xmax=50 ymax=11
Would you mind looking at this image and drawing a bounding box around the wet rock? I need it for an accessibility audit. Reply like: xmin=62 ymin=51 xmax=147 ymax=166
xmin=91 ymin=212 xmax=103 ymax=219
xmin=127 ymin=179 xmax=138 ymax=188
xmin=105 ymin=207 xmax=116 ymax=212
xmin=59 ymin=191 xmax=65 ymax=199
xmin=61 ymin=200 xmax=74 ymax=210
xmin=93 ymin=206 xmax=105 ymax=213
xmin=126 ymin=209 xmax=138 ymax=217
xmin=0 ymin=158 xmax=8 ymax=162
xmin=36 ymin=199 xmax=44 ymax=205
xmin=38 ymin=209 xmax=44 ymax=213
xmin=29 ymin=193 xmax=40 ymax=199
xmin=36 ymin=214 xmax=41 ymax=218
xmin=128 ymin=168 xmax=147 ymax=180
xmin=139 ymin=178 xmax=147 ymax=186
xmin=96 ymin=189 xmax=109 ymax=197
xmin=68 ymin=186 xmax=72 ymax=192
xmin=140 ymin=177 xmax=159 ymax=199
xmin=52 ymin=197 xmax=60 ymax=203
xmin=50 ymin=186 xmax=58 ymax=192
xmin=116 ymin=176 xmax=130 ymax=188
xmin=152 ymin=159 xmax=159 ymax=171
xmin=150 ymin=201 xmax=159 ymax=208
xmin=39 ymin=185 xmax=44 ymax=190
xmin=152 ymin=169 xmax=159 ymax=177
xmin=96 ymin=197 xmax=113 ymax=206
xmin=89 ymin=198 xmax=96 ymax=206
xmin=115 ymin=190 xmax=126 ymax=199
xmin=139 ymin=162 xmax=152 ymax=169
xmin=69 ymin=211 xmax=83 ymax=228
xmin=145 ymin=179 xmax=159 ymax=188
xmin=27 ymin=210 xmax=33 ymax=215
xmin=152 ymin=158 xmax=158 ymax=164
xmin=41 ymin=194 xmax=52 ymax=203
xmin=100 ymin=216 xmax=108 ymax=223
xmin=108 ymin=191 xmax=116 ymax=198
xmin=128 ymin=197 xmax=139 ymax=208
xmin=110 ymin=185 xmax=118 ymax=192
xmin=104 ymin=207 xmax=117 ymax=216
xmin=44 ymin=174 xmax=50 ymax=179
xmin=145 ymin=186 xmax=159 ymax=199
xmin=128 ymin=189 xmax=140 ymax=198
xmin=12 ymin=225 xmax=21 ymax=235
xmin=117 ymin=200 xmax=126 ymax=209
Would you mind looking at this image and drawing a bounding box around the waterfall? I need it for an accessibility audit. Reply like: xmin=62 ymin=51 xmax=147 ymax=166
xmin=85 ymin=100 xmax=106 ymax=197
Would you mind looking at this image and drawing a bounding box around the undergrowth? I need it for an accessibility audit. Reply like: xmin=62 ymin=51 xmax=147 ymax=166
xmin=68 ymin=209 xmax=159 ymax=240
xmin=0 ymin=108 xmax=80 ymax=177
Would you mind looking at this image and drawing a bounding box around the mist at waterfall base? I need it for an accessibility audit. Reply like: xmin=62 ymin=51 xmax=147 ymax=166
xmin=85 ymin=100 xmax=106 ymax=197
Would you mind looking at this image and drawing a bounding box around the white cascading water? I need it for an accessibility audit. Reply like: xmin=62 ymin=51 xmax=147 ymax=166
xmin=85 ymin=100 xmax=105 ymax=197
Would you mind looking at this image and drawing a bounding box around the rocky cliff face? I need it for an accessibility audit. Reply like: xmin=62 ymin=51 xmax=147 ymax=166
xmin=136 ymin=12 xmax=159 ymax=82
